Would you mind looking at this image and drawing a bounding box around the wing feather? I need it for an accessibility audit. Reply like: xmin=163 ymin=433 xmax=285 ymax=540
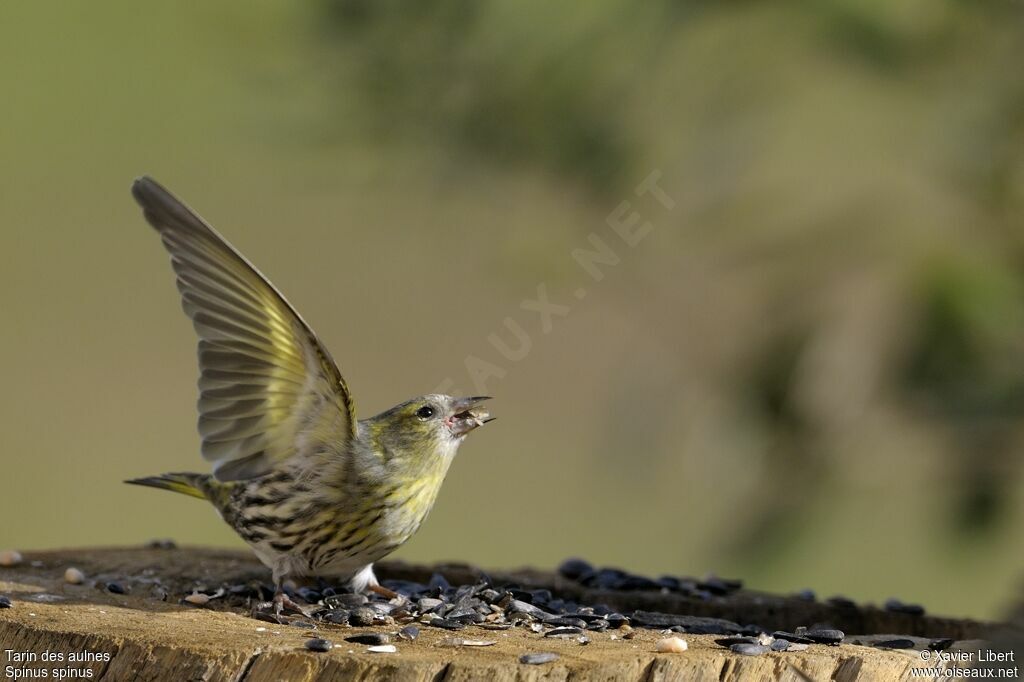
xmin=132 ymin=176 xmax=356 ymax=481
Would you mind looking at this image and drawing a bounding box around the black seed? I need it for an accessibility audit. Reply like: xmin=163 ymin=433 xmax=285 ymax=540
xmin=583 ymin=567 xmax=627 ymax=589
xmin=479 ymin=588 xmax=501 ymax=603
xmin=398 ymin=625 xmax=419 ymax=641
xmin=715 ymin=637 xmax=758 ymax=648
xmin=630 ymin=611 xmax=741 ymax=634
xmin=305 ymin=638 xmax=332 ymax=652
xmin=322 ymin=610 xmax=349 ymax=625
xmin=345 ymin=633 xmax=390 ymax=645
xmin=427 ymin=573 xmax=450 ymax=592
xmin=0 ymin=596 xmax=11 ymax=608
xmin=530 ymin=589 xmax=553 ymax=605
xmin=929 ymin=638 xmax=954 ymax=651
xmin=448 ymin=605 xmax=480 ymax=620
xmin=253 ymin=611 xmax=287 ymax=625
xmin=106 ymin=582 xmax=127 ymax=595
xmin=520 ymin=652 xmax=559 ymax=665
xmin=449 ymin=611 xmax=484 ymax=624
xmin=561 ymin=612 xmax=604 ymax=623
xmin=605 ymin=614 xmax=628 ymax=628
xmin=616 ymin=574 xmax=661 ymax=591
xmin=418 ymin=597 xmax=444 ymax=613
xmin=698 ymin=577 xmax=733 ymax=596
xmin=827 ymin=595 xmax=857 ymax=609
xmin=507 ymin=599 xmax=550 ymax=619
xmin=770 ymin=639 xmax=791 ymax=652
xmin=543 ymin=617 xmax=587 ymax=628
xmin=557 ymin=558 xmax=593 ymax=581
xmin=656 ymin=576 xmax=682 ymax=591
xmin=874 ymin=639 xmax=916 ymax=650
xmin=771 ymin=631 xmax=814 ymax=645
xmin=545 ymin=627 xmax=583 ymax=638
xmin=428 ymin=617 xmax=466 ymax=631
xmin=804 ymin=629 xmax=845 ymax=645
xmin=349 ymin=607 xmax=376 ymax=626
xmin=884 ymin=599 xmax=925 ymax=616
xmin=146 ymin=539 xmax=177 ymax=550
xmin=325 ymin=593 xmax=367 ymax=609
xmin=296 ymin=588 xmax=322 ymax=604
xmin=730 ymin=643 xmax=769 ymax=656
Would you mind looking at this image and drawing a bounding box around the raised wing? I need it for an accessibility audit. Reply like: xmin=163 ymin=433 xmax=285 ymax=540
xmin=132 ymin=176 xmax=355 ymax=481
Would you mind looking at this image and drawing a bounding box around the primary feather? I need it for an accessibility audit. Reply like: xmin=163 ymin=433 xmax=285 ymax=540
xmin=131 ymin=177 xmax=356 ymax=482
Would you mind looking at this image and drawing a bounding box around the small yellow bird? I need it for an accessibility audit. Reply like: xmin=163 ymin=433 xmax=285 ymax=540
xmin=126 ymin=177 xmax=492 ymax=614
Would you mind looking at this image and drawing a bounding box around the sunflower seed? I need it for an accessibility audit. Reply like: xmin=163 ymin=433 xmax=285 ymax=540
xmin=884 ymin=599 xmax=925 ymax=616
xmin=874 ymin=639 xmax=916 ymax=649
xmin=827 ymin=595 xmax=857 ymax=608
xmin=349 ymin=607 xmax=376 ymax=626
xmin=367 ymin=645 xmax=397 ymax=653
xmin=520 ymin=652 xmax=559 ymax=665
xmin=322 ymin=610 xmax=349 ymax=625
xmin=305 ymin=638 xmax=332 ymax=652
xmin=398 ymin=625 xmax=419 ymax=641
xmin=345 ymin=633 xmax=389 ymax=645
xmin=805 ymin=629 xmax=844 ymax=645
xmin=557 ymin=558 xmax=593 ymax=581
xmin=731 ymin=643 xmax=768 ymax=656
xmin=715 ymin=637 xmax=758 ymax=648
xmin=545 ymin=627 xmax=583 ymax=638
xmin=0 ymin=596 xmax=12 ymax=608
xmin=326 ymin=593 xmax=367 ymax=609
xmin=428 ymin=617 xmax=465 ymax=631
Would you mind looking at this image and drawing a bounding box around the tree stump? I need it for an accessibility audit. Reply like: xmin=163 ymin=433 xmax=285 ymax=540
xmin=0 ymin=547 xmax=1014 ymax=681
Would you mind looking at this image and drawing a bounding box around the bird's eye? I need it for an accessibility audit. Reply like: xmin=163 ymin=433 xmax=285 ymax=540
xmin=416 ymin=405 xmax=436 ymax=420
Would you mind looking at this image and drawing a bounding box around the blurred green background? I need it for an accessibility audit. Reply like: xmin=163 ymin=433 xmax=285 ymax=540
xmin=2 ymin=1 xmax=1023 ymax=621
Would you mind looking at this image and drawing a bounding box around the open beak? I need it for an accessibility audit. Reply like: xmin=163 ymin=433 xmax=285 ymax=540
xmin=446 ymin=396 xmax=493 ymax=437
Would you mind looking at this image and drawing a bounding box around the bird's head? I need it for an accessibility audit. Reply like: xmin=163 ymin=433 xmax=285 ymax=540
xmin=362 ymin=395 xmax=493 ymax=469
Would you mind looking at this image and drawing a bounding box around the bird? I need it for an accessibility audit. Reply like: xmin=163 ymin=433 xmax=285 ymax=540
xmin=125 ymin=176 xmax=492 ymax=615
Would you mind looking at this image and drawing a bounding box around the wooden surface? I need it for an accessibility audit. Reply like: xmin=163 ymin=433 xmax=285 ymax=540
xmin=0 ymin=547 xmax=1011 ymax=681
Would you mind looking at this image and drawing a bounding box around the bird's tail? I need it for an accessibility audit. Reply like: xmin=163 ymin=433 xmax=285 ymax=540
xmin=124 ymin=472 xmax=209 ymax=500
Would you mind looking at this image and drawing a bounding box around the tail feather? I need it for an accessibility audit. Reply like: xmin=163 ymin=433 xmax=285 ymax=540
xmin=125 ymin=472 xmax=208 ymax=500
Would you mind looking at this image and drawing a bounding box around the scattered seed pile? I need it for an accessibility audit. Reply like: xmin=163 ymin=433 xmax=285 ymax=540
xmin=0 ymin=547 xmax=968 ymax=665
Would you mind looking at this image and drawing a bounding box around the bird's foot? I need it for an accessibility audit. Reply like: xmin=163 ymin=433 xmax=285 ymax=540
xmin=275 ymin=591 xmax=315 ymax=618
xmin=252 ymin=592 xmax=314 ymax=620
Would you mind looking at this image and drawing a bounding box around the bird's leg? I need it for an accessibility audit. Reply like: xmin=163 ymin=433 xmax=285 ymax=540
xmin=352 ymin=564 xmax=401 ymax=602
xmin=368 ymin=584 xmax=399 ymax=600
